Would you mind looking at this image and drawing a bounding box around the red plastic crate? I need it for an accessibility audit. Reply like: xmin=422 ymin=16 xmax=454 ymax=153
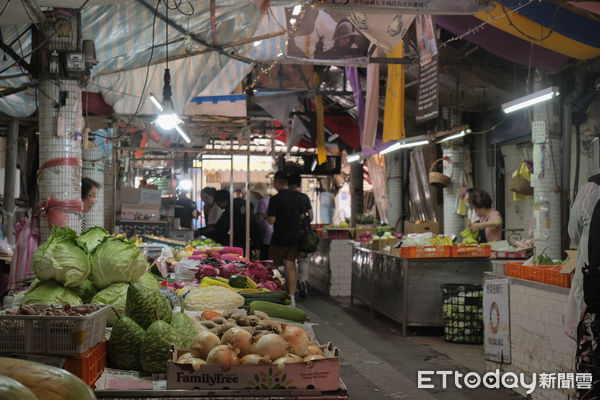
xmin=63 ymin=339 xmax=107 ymax=388
xmin=399 ymin=246 xmax=452 ymax=258
xmin=492 ymin=250 xmax=530 ymax=259
xmin=451 ymin=245 xmax=491 ymax=258
xmin=505 ymin=261 xmax=524 ymax=278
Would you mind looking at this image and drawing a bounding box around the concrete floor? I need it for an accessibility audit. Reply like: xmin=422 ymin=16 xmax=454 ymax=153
xmin=297 ymin=294 xmax=523 ymax=399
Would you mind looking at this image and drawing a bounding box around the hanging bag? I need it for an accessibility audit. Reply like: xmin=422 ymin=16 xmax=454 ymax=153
xmin=509 ymin=161 xmax=533 ymax=196
xmin=299 ymin=213 xmax=319 ymax=253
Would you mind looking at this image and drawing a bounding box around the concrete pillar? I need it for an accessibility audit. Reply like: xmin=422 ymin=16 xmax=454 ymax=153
xmin=531 ymin=70 xmax=562 ymax=259
xmin=3 ymin=119 xmax=18 ymax=243
xmin=82 ymin=145 xmax=104 ymax=228
xmin=442 ymin=140 xmax=465 ymax=237
xmin=386 ymin=152 xmax=403 ymax=230
xmin=350 ymin=161 xmax=363 ymax=225
xmin=37 ymin=15 xmax=83 ymax=240
xmin=104 ymin=157 xmax=115 ymax=233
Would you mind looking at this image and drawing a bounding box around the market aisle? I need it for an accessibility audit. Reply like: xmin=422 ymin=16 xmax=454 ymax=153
xmin=298 ymin=294 xmax=523 ymax=399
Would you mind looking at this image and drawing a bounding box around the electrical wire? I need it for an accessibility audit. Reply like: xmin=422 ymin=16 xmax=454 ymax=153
xmin=0 ymin=0 xmax=91 ymax=77
xmin=500 ymin=0 xmax=560 ymax=43
xmin=162 ymin=0 xmax=193 ymax=16
xmin=0 ymin=0 xmax=11 ymax=19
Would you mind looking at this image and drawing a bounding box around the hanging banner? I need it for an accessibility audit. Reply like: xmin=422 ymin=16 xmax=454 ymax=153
xmin=346 ymin=13 xmax=415 ymax=53
xmin=253 ymin=64 xmax=314 ymax=91
xmin=313 ymin=0 xmax=493 ymax=14
xmin=416 ymin=15 xmax=439 ymax=122
xmin=483 ymin=277 xmax=511 ymax=364
xmin=285 ymin=7 xmax=370 ymax=65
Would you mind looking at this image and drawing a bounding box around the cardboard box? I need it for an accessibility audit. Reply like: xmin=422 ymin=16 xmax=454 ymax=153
xmin=120 ymin=204 xmax=160 ymax=221
xmin=369 ymin=238 xmax=400 ymax=251
xmin=120 ymin=187 xmax=162 ymax=206
xmin=404 ymin=221 xmax=439 ymax=234
xmin=167 ymin=346 xmax=340 ymax=391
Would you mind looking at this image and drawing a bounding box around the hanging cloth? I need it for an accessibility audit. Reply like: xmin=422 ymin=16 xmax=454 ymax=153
xmin=383 ymin=40 xmax=406 ymax=142
xmin=363 ymin=48 xmax=380 ymax=149
xmin=313 ymin=72 xmax=326 ymax=165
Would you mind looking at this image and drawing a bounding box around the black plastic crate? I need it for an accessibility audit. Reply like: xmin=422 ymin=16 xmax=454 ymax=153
xmin=442 ymin=284 xmax=484 ymax=344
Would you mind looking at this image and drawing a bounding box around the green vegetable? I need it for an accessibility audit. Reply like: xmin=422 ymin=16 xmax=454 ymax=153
xmin=126 ymin=283 xmax=172 ymax=329
xmin=240 ymin=291 xmax=289 ymax=305
xmin=135 ymin=272 xmax=160 ymax=291
xmin=228 ymin=275 xmax=250 ymax=289
xmin=171 ymin=303 xmax=196 ymax=349
xmin=0 ymin=374 xmax=39 ymax=400
xmin=71 ymin=279 xmax=97 ymax=303
xmin=23 ymin=279 xmax=82 ymax=305
xmin=249 ymin=301 xmax=306 ymax=322
xmin=91 ymin=283 xmax=128 ymax=326
xmin=77 ymin=226 xmax=109 ymax=253
xmin=140 ymin=320 xmax=177 ymax=373
xmin=108 ymin=316 xmax=145 ymax=371
xmin=31 ymin=226 xmax=90 ymax=287
xmin=89 ymin=236 xmax=148 ymax=289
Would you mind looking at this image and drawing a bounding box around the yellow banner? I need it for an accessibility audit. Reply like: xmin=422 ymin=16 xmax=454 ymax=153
xmin=382 ymin=41 xmax=405 ymax=142
xmin=314 ymin=72 xmax=326 ymax=165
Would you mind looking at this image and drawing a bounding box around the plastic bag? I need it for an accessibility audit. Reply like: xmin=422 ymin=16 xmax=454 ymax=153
xmin=9 ymin=212 xmax=39 ymax=291
xmin=174 ymin=258 xmax=201 ymax=280
xmin=509 ymin=162 xmax=533 ymax=199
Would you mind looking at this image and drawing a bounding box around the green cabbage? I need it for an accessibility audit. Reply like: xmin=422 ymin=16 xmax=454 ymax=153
xmin=31 ymin=226 xmax=91 ymax=287
xmin=72 ymin=279 xmax=97 ymax=303
xmin=23 ymin=279 xmax=82 ymax=305
xmin=90 ymin=237 xmax=148 ymax=289
xmin=135 ymin=272 xmax=160 ymax=291
xmin=78 ymin=226 xmax=110 ymax=253
xmin=91 ymin=283 xmax=128 ymax=326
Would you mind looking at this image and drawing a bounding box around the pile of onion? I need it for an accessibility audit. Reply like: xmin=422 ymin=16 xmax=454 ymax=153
xmin=206 ymin=345 xmax=240 ymax=371
xmin=240 ymin=354 xmax=272 ymax=366
xmin=254 ymin=333 xmax=290 ymax=360
xmin=190 ymin=331 xmax=221 ymax=360
xmin=273 ymin=353 xmax=304 ymax=370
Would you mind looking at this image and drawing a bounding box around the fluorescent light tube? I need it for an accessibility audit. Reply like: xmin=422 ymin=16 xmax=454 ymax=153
xmin=380 ymin=139 xmax=429 ymax=155
xmin=438 ymin=130 xmax=466 ymax=143
xmin=175 ymin=124 xmax=191 ymax=144
xmin=311 ymin=158 xmax=318 ymax=171
xmin=346 ymin=153 xmax=361 ymax=163
xmin=149 ymin=94 xmax=163 ymax=111
xmin=327 ymin=133 xmax=339 ymax=142
xmin=502 ymin=87 xmax=560 ymax=114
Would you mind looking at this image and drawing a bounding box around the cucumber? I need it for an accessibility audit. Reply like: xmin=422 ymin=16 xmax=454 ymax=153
xmin=240 ymin=291 xmax=288 ymax=304
xmin=249 ymin=301 xmax=306 ymax=322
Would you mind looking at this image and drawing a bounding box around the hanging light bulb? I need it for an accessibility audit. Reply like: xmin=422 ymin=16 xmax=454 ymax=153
xmin=155 ymin=98 xmax=181 ymax=130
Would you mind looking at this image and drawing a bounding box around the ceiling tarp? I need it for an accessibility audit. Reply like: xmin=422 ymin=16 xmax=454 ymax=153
xmin=435 ymin=1 xmax=600 ymax=72
xmin=0 ymin=1 xmax=286 ymax=117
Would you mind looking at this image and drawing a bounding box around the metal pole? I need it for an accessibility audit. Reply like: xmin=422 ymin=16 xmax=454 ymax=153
xmin=3 ymin=119 xmax=18 ymax=243
xmin=245 ymin=148 xmax=251 ymax=258
xmin=230 ymin=140 xmax=234 ymax=248
xmin=199 ymin=154 xmax=203 ymax=227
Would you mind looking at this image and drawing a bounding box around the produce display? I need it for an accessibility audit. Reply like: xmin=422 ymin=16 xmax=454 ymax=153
xmin=5 ymin=303 xmax=101 ymax=316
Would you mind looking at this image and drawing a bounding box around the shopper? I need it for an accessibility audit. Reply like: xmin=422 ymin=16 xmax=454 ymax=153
xmin=566 ymin=175 xmax=600 ymax=398
xmin=81 ymin=177 xmax=101 ymax=230
xmin=268 ymin=172 xmax=307 ymax=307
xmin=289 ymin=173 xmax=313 ymax=299
xmin=252 ymin=183 xmax=273 ymax=260
xmin=234 ymin=189 xmax=244 ymax=199
xmin=467 ymin=189 xmax=503 ymax=242
xmin=174 ymin=191 xmax=198 ymax=229
xmin=200 ymin=187 xmax=223 ymax=227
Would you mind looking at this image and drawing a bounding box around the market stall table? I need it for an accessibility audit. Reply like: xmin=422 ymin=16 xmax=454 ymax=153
xmin=351 ymin=247 xmax=492 ymax=336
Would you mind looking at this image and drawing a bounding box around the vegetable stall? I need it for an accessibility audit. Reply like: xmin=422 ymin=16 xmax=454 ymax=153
xmin=0 ymin=227 xmax=347 ymax=399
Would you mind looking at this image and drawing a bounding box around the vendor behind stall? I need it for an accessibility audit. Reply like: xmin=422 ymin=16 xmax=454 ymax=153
xmin=467 ymin=189 xmax=503 ymax=242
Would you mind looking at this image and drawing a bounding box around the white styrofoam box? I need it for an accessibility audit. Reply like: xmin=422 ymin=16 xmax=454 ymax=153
xmin=120 ymin=187 xmax=162 ymax=205
xmin=121 ymin=204 xmax=160 ymax=221
xmin=0 ymin=168 xmax=20 ymax=198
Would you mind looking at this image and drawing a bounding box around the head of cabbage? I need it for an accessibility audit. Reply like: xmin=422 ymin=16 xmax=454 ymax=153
xmin=91 ymin=282 xmax=128 ymax=326
xmin=31 ymin=226 xmax=90 ymax=288
xmin=23 ymin=279 xmax=82 ymax=305
xmin=90 ymin=236 xmax=148 ymax=289
xmin=78 ymin=226 xmax=109 ymax=253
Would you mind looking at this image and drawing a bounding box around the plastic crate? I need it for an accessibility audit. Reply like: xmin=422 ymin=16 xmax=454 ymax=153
xmin=505 ymin=262 xmax=571 ymax=288
xmin=63 ymin=340 xmax=107 ymax=388
xmin=442 ymin=284 xmax=484 ymax=344
xmin=492 ymin=250 xmax=531 ymax=259
xmin=505 ymin=261 xmax=525 ymax=279
xmin=0 ymin=305 xmax=109 ymax=355
xmin=451 ymin=245 xmax=491 ymax=258
xmin=399 ymin=246 xmax=452 ymax=258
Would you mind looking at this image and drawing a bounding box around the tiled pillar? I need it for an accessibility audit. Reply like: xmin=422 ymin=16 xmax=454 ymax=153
xmin=442 ymin=141 xmax=465 ymax=237
xmin=82 ymin=145 xmax=104 ymax=228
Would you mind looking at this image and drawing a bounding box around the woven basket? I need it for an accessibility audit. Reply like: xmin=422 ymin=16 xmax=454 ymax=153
xmin=429 ymin=157 xmax=452 ymax=187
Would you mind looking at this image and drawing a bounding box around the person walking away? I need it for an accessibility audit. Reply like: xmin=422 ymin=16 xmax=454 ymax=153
xmin=566 ymin=175 xmax=600 ymax=399
xmin=289 ymin=173 xmax=313 ymax=299
xmin=268 ymin=172 xmax=307 ymax=307
xmin=81 ymin=177 xmax=100 ymax=231
xmin=252 ymin=183 xmax=273 ymax=260
xmin=200 ymin=187 xmax=223 ymax=227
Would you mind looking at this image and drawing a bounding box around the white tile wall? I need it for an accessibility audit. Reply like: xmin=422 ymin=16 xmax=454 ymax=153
xmin=83 ymin=146 xmax=104 ymax=228
xmin=486 ymin=280 xmax=576 ymax=400
xmin=442 ymin=142 xmax=465 ymax=237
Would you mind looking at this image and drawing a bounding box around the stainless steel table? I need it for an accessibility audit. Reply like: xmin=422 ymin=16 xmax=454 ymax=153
xmin=351 ymin=247 xmax=492 ymax=336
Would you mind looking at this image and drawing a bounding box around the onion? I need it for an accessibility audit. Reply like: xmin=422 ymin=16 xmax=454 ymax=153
xmin=307 ymin=345 xmax=325 ymax=356
xmin=304 ymin=354 xmax=326 ymax=362
xmin=254 ymin=333 xmax=290 ymax=360
xmin=221 ymin=327 xmax=253 ymax=356
xmin=273 ymin=353 xmax=304 ymax=370
xmin=190 ymin=331 xmax=221 ymax=360
xmin=240 ymin=354 xmax=272 ymax=366
xmin=206 ymin=345 xmax=240 ymax=371
xmin=282 ymin=325 xmax=309 ymax=357
xmin=177 ymin=352 xmax=207 ymax=371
